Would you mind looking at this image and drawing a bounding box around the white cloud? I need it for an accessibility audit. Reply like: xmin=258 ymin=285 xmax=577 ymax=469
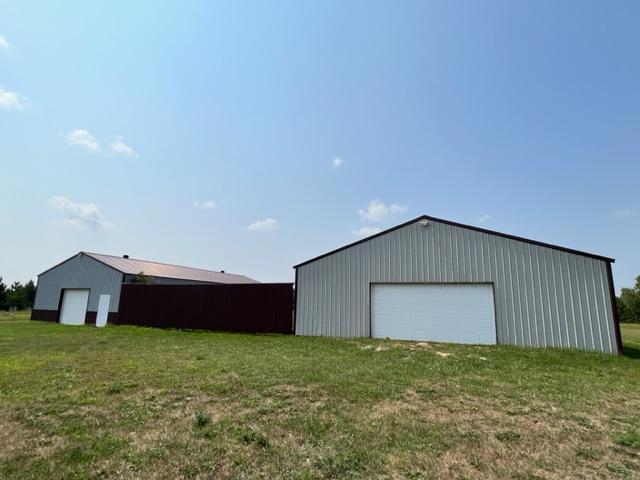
xmin=358 ymin=199 xmax=407 ymax=222
xmin=0 ymin=86 xmax=28 ymax=110
xmin=193 ymin=200 xmax=217 ymax=210
xmin=352 ymin=226 xmax=382 ymax=237
xmin=332 ymin=157 xmax=343 ymax=168
xmin=476 ymin=214 xmax=492 ymax=225
xmin=612 ymin=208 xmax=634 ymax=218
xmin=0 ymin=35 xmax=9 ymax=49
xmin=48 ymin=196 xmax=116 ymax=231
xmin=66 ymin=129 xmax=101 ymax=152
xmin=110 ymin=136 xmax=138 ymax=157
xmin=247 ymin=218 xmax=279 ymax=232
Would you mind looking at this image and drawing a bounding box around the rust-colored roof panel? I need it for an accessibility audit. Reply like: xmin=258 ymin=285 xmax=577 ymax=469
xmin=83 ymin=252 xmax=259 ymax=284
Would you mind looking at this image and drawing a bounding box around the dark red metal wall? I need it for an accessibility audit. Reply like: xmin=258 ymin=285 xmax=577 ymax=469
xmin=117 ymin=283 xmax=294 ymax=334
xmin=31 ymin=309 xmax=59 ymax=322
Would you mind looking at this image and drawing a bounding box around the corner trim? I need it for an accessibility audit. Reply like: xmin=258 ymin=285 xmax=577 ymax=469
xmin=293 ymin=268 xmax=298 ymax=334
xmin=606 ymin=263 xmax=623 ymax=355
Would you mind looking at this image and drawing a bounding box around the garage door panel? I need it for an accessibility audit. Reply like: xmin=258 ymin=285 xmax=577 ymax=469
xmin=371 ymin=284 xmax=496 ymax=345
xmin=59 ymin=289 xmax=89 ymax=326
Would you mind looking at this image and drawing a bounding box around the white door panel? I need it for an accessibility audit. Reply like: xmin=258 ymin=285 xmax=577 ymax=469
xmin=59 ymin=289 xmax=89 ymax=326
xmin=371 ymin=284 xmax=496 ymax=344
xmin=96 ymin=294 xmax=110 ymax=327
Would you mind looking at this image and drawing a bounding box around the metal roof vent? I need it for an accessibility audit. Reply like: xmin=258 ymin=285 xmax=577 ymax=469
xmin=123 ymin=254 xmax=129 ymax=259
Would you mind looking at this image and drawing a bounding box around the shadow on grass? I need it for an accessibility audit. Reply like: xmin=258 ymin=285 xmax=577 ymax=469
xmin=622 ymin=345 xmax=640 ymax=360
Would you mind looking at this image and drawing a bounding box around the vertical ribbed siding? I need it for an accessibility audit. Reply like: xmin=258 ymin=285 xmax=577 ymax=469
xmin=118 ymin=283 xmax=293 ymax=333
xmin=34 ymin=254 xmax=123 ymax=312
xmin=295 ymin=220 xmax=617 ymax=354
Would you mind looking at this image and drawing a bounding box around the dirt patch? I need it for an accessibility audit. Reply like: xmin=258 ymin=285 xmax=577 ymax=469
xmin=359 ymin=341 xmax=436 ymax=352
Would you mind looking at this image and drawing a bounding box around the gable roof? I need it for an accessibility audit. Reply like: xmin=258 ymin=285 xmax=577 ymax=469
xmin=84 ymin=252 xmax=259 ymax=284
xmin=293 ymin=215 xmax=614 ymax=269
xmin=39 ymin=252 xmax=259 ymax=284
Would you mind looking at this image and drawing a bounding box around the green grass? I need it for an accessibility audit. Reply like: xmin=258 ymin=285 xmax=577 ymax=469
xmin=0 ymin=311 xmax=639 ymax=479
xmin=622 ymin=323 xmax=640 ymax=359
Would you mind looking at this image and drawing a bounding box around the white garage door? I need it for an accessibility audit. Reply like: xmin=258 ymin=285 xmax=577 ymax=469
xmin=59 ymin=289 xmax=89 ymax=326
xmin=371 ymin=284 xmax=496 ymax=344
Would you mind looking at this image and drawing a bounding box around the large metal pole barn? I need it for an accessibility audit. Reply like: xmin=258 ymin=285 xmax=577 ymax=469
xmin=294 ymin=215 xmax=621 ymax=354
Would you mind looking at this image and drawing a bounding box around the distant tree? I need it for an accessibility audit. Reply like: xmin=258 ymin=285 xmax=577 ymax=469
xmin=24 ymin=280 xmax=36 ymax=308
xmin=5 ymin=281 xmax=19 ymax=310
xmin=617 ymin=297 xmax=634 ymax=323
xmin=6 ymin=282 xmax=28 ymax=310
xmin=134 ymin=271 xmax=153 ymax=284
xmin=617 ymin=275 xmax=640 ymax=323
xmin=0 ymin=279 xmax=37 ymax=310
xmin=0 ymin=277 xmax=6 ymax=310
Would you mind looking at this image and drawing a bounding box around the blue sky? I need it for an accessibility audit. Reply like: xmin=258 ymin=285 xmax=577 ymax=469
xmin=1 ymin=1 xmax=638 ymax=291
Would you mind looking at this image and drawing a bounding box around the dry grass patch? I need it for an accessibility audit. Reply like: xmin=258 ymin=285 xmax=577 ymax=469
xmin=0 ymin=409 xmax=67 ymax=468
xmin=0 ymin=411 xmax=43 ymax=461
xmin=368 ymin=386 xmax=640 ymax=479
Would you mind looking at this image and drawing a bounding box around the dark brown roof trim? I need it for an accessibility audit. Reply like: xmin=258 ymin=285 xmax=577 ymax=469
xmin=37 ymin=254 xmax=75 ymax=277
xmin=293 ymin=214 xmax=615 ymax=269
xmin=36 ymin=252 xmax=112 ymax=277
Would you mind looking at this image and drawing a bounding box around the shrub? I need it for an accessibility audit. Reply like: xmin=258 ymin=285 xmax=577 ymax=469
xmin=194 ymin=411 xmax=211 ymax=428
xmin=241 ymin=429 xmax=269 ymax=448
xmin=495 ymin=430 xmax=521 ymax=443
xmin=616 ymin=427 xmax=640 ymax=449
xmin=107 ymin=383 xmax=123 ymax=394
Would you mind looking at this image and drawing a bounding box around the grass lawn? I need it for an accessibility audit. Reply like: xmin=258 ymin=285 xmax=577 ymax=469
xmin=1 ymin=311 xmax=639 ymax=479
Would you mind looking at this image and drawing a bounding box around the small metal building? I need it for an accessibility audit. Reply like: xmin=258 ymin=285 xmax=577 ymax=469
xmin=31 ymin=252 xmax=258 ymax=326
xmin=294 ymin=215 xmax=622 ymax=354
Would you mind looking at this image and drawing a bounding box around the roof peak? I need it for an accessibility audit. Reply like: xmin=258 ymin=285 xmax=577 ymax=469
xmin=293 ymin=214 xmax=614 ymax=268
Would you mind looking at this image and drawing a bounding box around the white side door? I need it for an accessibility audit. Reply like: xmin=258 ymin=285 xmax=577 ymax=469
xmin=59 ymin=289 xmax=90 ymax=326
xmin=96 ymin=294 xmax=110 ymax=328
xmin=371 ymin=284 xmax=496 ymax=345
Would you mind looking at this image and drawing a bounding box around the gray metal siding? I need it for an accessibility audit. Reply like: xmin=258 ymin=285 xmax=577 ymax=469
xmin=295 ymin=220 xmax=617 ymax=353
xmin=34 ymin=254 xmax=123 ymax=312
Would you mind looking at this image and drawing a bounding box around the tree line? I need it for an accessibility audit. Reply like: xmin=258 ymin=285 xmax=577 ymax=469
xmin=0 ymin=278 xmax=36 ymax=310
xmin=617 ymin=275 xmax=640 ymax=323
